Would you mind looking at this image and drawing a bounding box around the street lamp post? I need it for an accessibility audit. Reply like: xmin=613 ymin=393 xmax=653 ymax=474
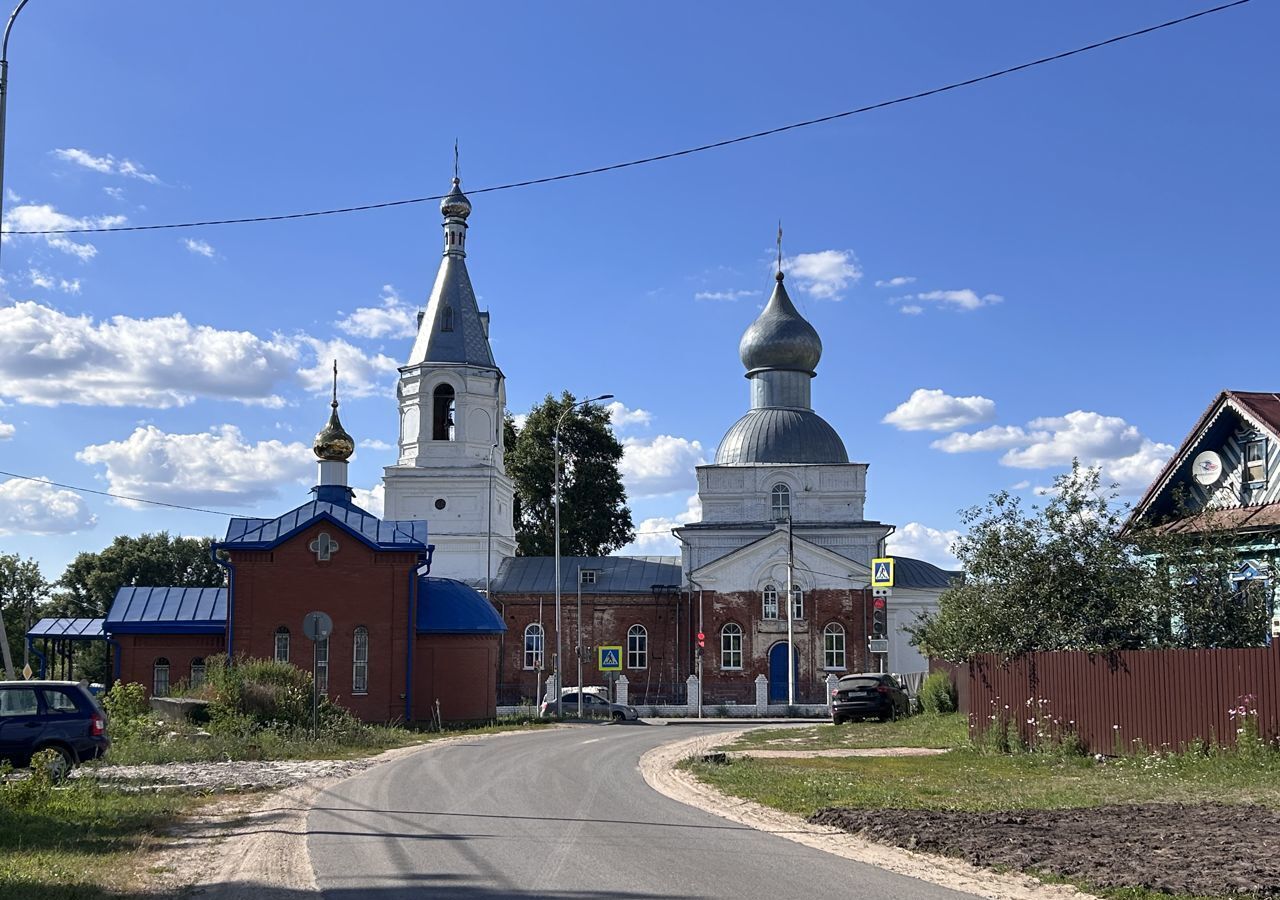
xmin=0 ymin=0 xmax=32 ymax=270
xmin=554 ymin=392 xmax=613 ymax=718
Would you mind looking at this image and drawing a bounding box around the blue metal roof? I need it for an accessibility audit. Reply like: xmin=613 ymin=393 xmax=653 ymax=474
xmin=223 ymin=500 xmax=428 ymax=553
xmin=417 ymin=577 xmax=506 ymax=634
xmin=105 ymin=587 xmax=228 ymax=635
xmin=491 ymin=556 xmax=682 ymax=595
xmin=27 ymin=618 xmax=105 ymax=639
xmin=892 ymin=556 xmax=958 ymax=590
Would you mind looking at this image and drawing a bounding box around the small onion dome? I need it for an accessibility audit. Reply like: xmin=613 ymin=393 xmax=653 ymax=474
xmin=313 ymin=406 xmax=354 ymax=461
xmin=738 ymin=273 xmax=822 ymax=375
xmin=440 ymin=177 xmax=472 ymax=220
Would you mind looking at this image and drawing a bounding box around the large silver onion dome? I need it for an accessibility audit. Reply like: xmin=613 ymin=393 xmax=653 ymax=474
xmin=440 ymin=177 xmax=472 ymax=219
xmin=738 ymin=273 xmax=822 ymax=375
xmin=715 ymin=408 xmax=848 ymax=465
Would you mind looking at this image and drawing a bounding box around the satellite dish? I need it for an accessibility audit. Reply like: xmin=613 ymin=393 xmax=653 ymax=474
xmin=1192 ymin=450 xmax=1223 ymax=486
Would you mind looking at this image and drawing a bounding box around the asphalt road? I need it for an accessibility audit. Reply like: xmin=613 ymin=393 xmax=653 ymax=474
xmin=307 ymin=723 xmax=979 ymax=900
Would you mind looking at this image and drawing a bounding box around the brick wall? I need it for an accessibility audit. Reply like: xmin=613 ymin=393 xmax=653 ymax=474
xmin=114 ymin=633 xmax=225 ymax=694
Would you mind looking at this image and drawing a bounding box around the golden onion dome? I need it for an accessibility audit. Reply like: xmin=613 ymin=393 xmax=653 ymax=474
xmin=313 ymin=360 xmax=354 ymax=461
xmin=440 ymin=177 xmax=472 ymax=220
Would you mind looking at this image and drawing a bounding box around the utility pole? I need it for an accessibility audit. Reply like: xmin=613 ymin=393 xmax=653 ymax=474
xmin=576 ymin=564 xmax=583 ymax=718
xmin=786 ymin=516 xmax=795 ymax=707
xmin=0 ymin=0 xmax=32 ymax=270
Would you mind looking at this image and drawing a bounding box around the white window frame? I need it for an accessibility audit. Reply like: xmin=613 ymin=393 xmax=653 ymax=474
xmin=580 ymin=569 xmax=597 ymax=585
xmin=274 ymin=627 xmax=290 ymax=664
xmin=721 ymin=623 xmax=743 ymax=670
xmin=823 ymin=623 xmax=846 ymax=670
xmin=1245 ymin=438 xmax=1267 ymax=486
xmin=153 ymin=658 xmax=170 ymax=697
xmin=352 ymin=626 xmax=369 ymax=695
xmin=627 ymin=624 xmax=648 ymax=669
xmin=790 ymin=586 xmax=804 ymax=621
xmin=771 ymin=483 xmax=791 ymax=522
xmin=315 ymin=637 xmax=329 ymax=696
xmin=190 ymin=657 xmax=206 ymax=689
xmin=762 ymin=585 xmax=779 ymax=620
xmin=524 ymin=623 xmax=545 ymax=670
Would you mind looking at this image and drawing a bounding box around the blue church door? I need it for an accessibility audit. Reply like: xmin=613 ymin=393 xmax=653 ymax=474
xmin=768 ymin=642 xmax=797 ymax=703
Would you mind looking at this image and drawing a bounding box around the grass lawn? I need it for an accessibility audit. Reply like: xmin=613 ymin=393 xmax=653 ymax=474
xmin=0 ymin=775 xmax=204 ymax=900
xmin=725 ymin=712 xmax=967 ymax=752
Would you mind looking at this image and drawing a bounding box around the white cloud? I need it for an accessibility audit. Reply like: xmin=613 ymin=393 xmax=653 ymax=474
xmin=883 ymin=388 xmax=996 ymax=432
xmin=694 ymin=289 xmax=756 ymax=302
xmin=618 ymin=494 xmax=701 ymax=555
xmin=620 ymin=435 xmax=705 ymax=498
xmin=2 ymin=203 xmax=126 ymax=260
xmin=1010 ymin=480 xmax=1031 ymax=490
xmin=353 ymin=483 xmax=385 ymax=518
xmin=0 ymin=476 xmax=96 ymax=535
xmin=359 ymin=438 xmax=392 ymax=450
xmin=899 ymin=304 xmax=923 ymax=315
xmin=77 ymin=425 xmax=313 ymax=508
xmin=782 ymin=249 xmax=862 ymax=300
xmin=296 ymin=337 xmax=400 ymax=399
xmin=1000 ymin=411 xmax=1143 ymax=469
xmin=183 ymin=238 xmax=215 ymax=258
xmin=875 ymin=276 xmax=916 ymax=288
xmin=931 ymin=425 xmax=1041 ymax=454
xmin=0 ymin=301 xmax=299 ymax=408
xmin=53 ymin=148 xmax=160 ymax=184
xmin=901 ymin=289 xmax=1003 ymax=312
xmin=510 ymin=413 xmax=528 ymax=431
xmin=0 ymin=419 xmax=13 ymax=440
xmin=337 ymin=285 xmax=418 ymax=339
xmin=605 ymin=401 xmax=652 ymax=431
xmin=28 ymin=269 xmax=81 ymax=294
xmin=886 ymin=522 xmax=961 ymax=571
xmin=1095 ymin=439 xmax=1175 ymax=495
xmin=103 ymin=186 xmax=125 ymax=201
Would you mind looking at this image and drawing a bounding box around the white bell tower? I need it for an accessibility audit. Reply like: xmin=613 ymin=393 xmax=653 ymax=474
xmin=382 ymin=175 xmax=516 ymax=586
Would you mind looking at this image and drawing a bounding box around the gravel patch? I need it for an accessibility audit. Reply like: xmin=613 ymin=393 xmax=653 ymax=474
xmin=77 ymin=758 xmax=380 ymax=792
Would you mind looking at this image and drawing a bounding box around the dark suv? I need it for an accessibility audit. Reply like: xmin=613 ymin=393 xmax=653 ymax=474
xmin=0 ymin=681 xmax=110 ymax=777
xmin=831 ymin=673 xmax=910 ymax=724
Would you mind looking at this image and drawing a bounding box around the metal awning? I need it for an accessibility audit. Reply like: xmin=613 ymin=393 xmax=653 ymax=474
xmin=27 ymin=618 xmax=106 ymax=640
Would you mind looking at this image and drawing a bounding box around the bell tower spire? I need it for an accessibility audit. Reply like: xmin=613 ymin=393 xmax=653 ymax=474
xmin=312 ymin=360 xmax=356 ymax=504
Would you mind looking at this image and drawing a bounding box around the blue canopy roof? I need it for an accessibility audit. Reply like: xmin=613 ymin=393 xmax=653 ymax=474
xmin=105 ymin=587 xmax=228 ymax=635
xmin=223 ymin=500 xmax=428 ymax=553
xmin=417 ymin=577 xmax=506 ymax=634
xmin=27 ymin=618 xmax=105 ymax=640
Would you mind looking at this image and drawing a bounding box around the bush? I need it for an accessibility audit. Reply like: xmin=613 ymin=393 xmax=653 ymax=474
xmin=102 ymin=681 xmax=150 ymax=725
xmin=920 ymin=672 xmax=957 ymax=714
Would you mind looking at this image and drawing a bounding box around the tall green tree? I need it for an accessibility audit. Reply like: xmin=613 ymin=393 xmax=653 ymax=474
xmin=53 ymin=532 xmax=225 ymax=619
xmin=911 ymin=463 xmax=1157 ymax=662
xmin=0 ymin=553 xmax=48 ymax=677
xmin=505 ymin=393 xmax=634 ymax=557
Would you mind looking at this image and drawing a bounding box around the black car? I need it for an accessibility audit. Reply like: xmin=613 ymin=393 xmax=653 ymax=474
xmin=831 ymin=673 xmax=910 ymax=724
xmin=0 ymin=680 xmax=110 ymax=777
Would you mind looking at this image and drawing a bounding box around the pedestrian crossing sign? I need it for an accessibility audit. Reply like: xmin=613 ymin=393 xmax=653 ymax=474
xmin=871 ymin=557 xmax=894 ymax=588
xmin=598 ymin=646 xmax=622 ymax=671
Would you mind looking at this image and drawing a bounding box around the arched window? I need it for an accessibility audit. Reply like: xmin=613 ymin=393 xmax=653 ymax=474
xmin=274 ymin=626 xmax=290 ymax=664
xmin=315 ymin=637 xmax=330 ymax=696
xmin=153 ymin=658 xmax=170 ymax=697
xmin=441 ymin=305 xmax=455 ymax=332
xmin=352 ymin=627 xmax=369 ymax=695
xmin=762 ymin=584 xmax=779 ymax=620
xmin=771 ymin=483 xmax=791 ymax=522
xmin=432 ymin=384 xmax=456 ymax=441
xmin=523 ymin=624 xmax=544 ymax=670
xmin=721 ymin=623 xmax=743 ymax=670
xmin=190 ymin=657 xmax=206 ymax=689
xmin=790 ymin=586 xmax=804 ymax=621
xmin=627 ymin=625 xmax=648 ymax=669
xmin=823 ymin=624 xmax=846 ymax=670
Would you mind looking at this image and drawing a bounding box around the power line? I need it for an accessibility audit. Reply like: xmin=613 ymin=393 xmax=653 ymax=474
xmin=2 ymin=0 xmax=1249 ymax=238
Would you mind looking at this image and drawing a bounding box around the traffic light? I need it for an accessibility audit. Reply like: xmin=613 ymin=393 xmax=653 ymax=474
xmin=872 ymin=597 xmax=887 ymax=639
xmin=696 ymin=631 xmax=705 ymax=649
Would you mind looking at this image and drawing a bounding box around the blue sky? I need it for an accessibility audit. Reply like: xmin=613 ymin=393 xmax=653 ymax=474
xmin=0 ymin=1 xmax=1275 ymax=582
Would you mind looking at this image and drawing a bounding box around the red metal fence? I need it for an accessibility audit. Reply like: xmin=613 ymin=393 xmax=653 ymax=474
xmin=955 ymin=644 xmax=1280 ymax=753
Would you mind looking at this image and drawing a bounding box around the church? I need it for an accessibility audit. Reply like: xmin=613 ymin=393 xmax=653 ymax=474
xmin=59 ymin=173 xmax=950 ymax=722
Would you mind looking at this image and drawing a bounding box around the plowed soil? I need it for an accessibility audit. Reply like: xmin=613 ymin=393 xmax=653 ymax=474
xmin=810 ymin=803 xmax=1280 ymax=897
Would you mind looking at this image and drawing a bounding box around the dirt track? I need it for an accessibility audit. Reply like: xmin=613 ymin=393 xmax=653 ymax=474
xmin=811 ymin=803 xmax=1280 ymax=898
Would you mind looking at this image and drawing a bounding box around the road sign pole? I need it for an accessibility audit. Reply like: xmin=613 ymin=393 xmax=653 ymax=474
xmin=311 ymin=638 xmax=318 ymax=740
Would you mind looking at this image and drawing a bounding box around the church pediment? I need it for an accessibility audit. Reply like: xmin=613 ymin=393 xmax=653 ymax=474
xmin=692 ymin=528 xmax=870 ymax=590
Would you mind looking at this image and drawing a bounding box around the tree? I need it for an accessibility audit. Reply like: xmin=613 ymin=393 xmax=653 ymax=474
xmin=911 ymin=463 xmax=1157 ymax=662
xmin=53 ymin=532 xmax=225 ymax=619
xmin=0 ymin=553 xmax=48 ymax=677
xmin=505 ymin=393 xmax=634 ymax=557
